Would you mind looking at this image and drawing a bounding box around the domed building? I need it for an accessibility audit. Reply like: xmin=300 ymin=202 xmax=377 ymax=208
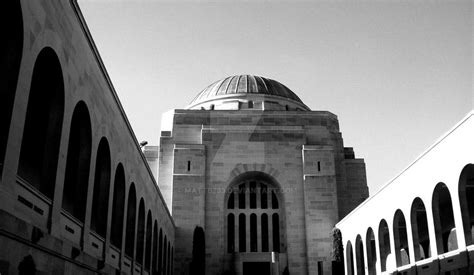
xmin=149 ymin=74 xmax=369 ymax=275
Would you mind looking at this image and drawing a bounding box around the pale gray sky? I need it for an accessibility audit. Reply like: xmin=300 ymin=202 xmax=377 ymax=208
xmin=79 ymin=0 xmax=472 ymax=194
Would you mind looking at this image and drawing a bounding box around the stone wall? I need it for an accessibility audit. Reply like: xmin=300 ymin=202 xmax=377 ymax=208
xmin=0 ymin=1 xmax=174 ymax=274
xmin=160 ymin=109 xmax=368 ymax=275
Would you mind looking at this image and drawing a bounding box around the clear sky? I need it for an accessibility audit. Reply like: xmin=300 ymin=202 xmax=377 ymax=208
xmin=79 ymin=0 xmax=472 ymax=194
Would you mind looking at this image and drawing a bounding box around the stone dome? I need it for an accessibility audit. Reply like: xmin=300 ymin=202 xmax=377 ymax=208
xmin=187 ymin=75 xmax=310 ymax=111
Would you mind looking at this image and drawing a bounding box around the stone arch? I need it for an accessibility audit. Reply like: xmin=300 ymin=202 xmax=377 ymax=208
xmin=432 ymin=182 xmax=457 ymax=254
xmin=110 ymin=163 xmax=126 ymax=248
xmin=393 ymin=209 xmax=410 ymax=267
xmin=91 ymin=137 xmax=111 ymax=238
xmin=378 ymin=219 xmax=391 ymax=272
xmin=17 ymin=47 xmax=64 ymax=200
xmin=410 ymin=197 xmax=430 ymax=261
xmin=355 ymin=235 xmax=365 ymax=275
xmin=228 ymin=163 xmax=281 ymax=184
xmin=366 ymin=227 xmax=376 ymax=275
xmin=346 ymin=240 xmax=354 ymax=275
xmin=458 ymin=164 xmax=474 ymax=246
xmin=62 ymin=101 xmax=92 ymax=223
xmin=0 ymin=0 xmax=23 ymax=172
xmin=125 ymin=183 xmax=137 ymax=258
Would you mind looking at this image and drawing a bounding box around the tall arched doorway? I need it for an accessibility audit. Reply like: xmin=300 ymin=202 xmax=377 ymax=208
xmin=1 ymin=0 xmax=23 ymax=174
xmin=225 ymin=172 xmax=285 ymax=275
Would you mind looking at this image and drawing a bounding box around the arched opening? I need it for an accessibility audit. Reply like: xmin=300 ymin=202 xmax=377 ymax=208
xmin=227 ymin=214 xmax=235 ymax=253
xmin=432 ymin=182 xmax=457 ymax=254
xmin=90 ymin=137 xmax=111 ymax=238
xmin=125 ymin=184 xmax=137 ymax=258
xmin=110 ymin=164 xmax=125 ymax=248
xmin=272 ymin=213 xmax=280 ymax=252
xmin=152 ymin=221 xmax=158 ymax=274
xmin=378 ymin=219 xmax=391 ymax=272
xmin=393 ymin=210 xmax=410 ymax=267
xmin=17 ymin=47 xmax=64 ymax=200
xmin=410 ymin=198 xmax=430 ymax=261
xmin=346 ymin=241 xmax=354 ymax=275
xmin=355 ymin=235 xmax=365 ymax=275
xmin=366 ymin=228 xmax=376 ymax=275
xmin=158 ymin=229 xmax=163 ymax=274
xmin=1 ymin=0 xmax=23 ymax=172
xmin=62 ymin=101 xmax=92 ymax=222
xmin=250 ymin=214 xmax=257 ymax=252
xmin=459 ymin=164 xmax=474 ymax=246
xmin=136 ymin=198 xmax=145 ymax=263
xmin=225 ymin=172 xmax=283 ymax=254
xmin=239 ymin=213 xmax=246 ymax=252
xmin=262 ymin=214 xmax=269 ymax=252
xmin=171 ymin=247 xmax=174 ymax=275
xmin=145 ymin=211 xmax=152 ymax=271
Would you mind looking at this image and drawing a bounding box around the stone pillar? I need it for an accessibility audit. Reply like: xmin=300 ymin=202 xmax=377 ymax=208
xmin=302 ymin=145 xmax=338 ymax=275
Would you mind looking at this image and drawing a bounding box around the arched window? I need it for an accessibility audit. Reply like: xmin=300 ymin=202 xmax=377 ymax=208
xmin=239 ymin=213 xmax=246 ymax=252
xmin=346 ymin=241 xmax=354 ymax=275
xmin=110 ymin=164 xmax=125 ymax=248
xmin=355 ymin=235 xmax=365 ymax=275
xmin=378 ymin=219 xmax=391 ymax=272
xmin=366 ymin=228 xmax=376 ymax=275
xmin=62 ymin=101 xmax=92 ymax=222
xmin=393 ymin=210 xmax=410 ymax=267
xmin=459 ymin=164 xmax=474 ymax=246
xmin=18 ymin=47 xmax=64 ymax=200
xmin=125 ymin=184 xmax=137 ymax=258
xmin=136 ymin=198 xmax=145 ymax=263
xmin=250 ymin=214 xmax=257 ymax=252
xmin=152 ymin=221 xmax=158 ymax=274
xmin=1 ymin=0 xmax=23 ymax=172
xmin=227 ymin=214 xmax=235 ymax=253
xmin=410 ymin=198 xmax=430 ymax=261
xmin=272 ymin=213 xmax=280 ymax=252
xmin=262 ymin=214 xmax=269 ymax=252
xmin=432 ymin=182 xmax=457 ymax=254
xmin=91 ymin=137 xmax=111 ymax=238
xmin=226 ymin=174 xmax=283 ymax=254
xmin=145 ymin=211 xmax=153 ymax=271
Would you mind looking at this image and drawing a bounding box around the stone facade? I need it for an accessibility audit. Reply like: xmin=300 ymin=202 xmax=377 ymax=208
xmin=0 ymin=1 xmax=174 ymax=274
xmin=336 ymin=111 xmax=474 ymax=275
xmin=156 ymin=86 xmax=369 ymax=275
